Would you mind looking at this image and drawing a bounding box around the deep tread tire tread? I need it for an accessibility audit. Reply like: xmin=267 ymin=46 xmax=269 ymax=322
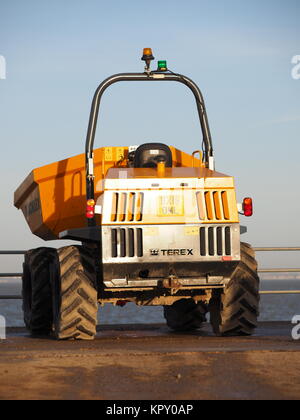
xmin=54 ymin=245 xmax=98 ymax=341
xmin=22 ymin=247 xmax=56 ymax=335
xmin=211 ymin=242 xmax=260 ymax=336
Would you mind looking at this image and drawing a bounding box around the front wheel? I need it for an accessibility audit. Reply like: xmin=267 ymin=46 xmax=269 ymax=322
xmin=210 ymin=242 xmax=260 ymax=336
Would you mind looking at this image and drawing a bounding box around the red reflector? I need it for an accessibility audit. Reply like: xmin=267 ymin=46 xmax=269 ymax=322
xmin=243 ymin=197 xmax=253 ymax=217
xmin=222 ymin=256 xmax=232 ymax=261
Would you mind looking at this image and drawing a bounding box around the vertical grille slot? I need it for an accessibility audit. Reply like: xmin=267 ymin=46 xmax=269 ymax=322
xmin=225 ymin=226 xmax=231 ymax=255
xmin=127 ymin=193 xmax=136 ymax=221
xmin=216 ymin=227 xmax=223 ymax=255
xmin=208 ymin=227 xmax=214 ymax=256
xmin=120 ymin=228 xmax=126 ymax=257
xmin=136 ymin=228 xmax=143 ymax=257
xmin=213 ymin=191 xmax=222 ymax=220
xmin=118 ymin=193 xmax=127 ymax=222
xmin=200 ymin=227 xmax=206 ymax=256
xmin=196 ymin=192 xmax=206 ymax=220
xmin=221 ymin=191 xmax=230 ymax=220
xmin=111 ymin=229 xmax=118 ymax=258
xmin=111 ymin=193 xmax=119 ymax=222
xmin=135 ymin=192 xmax=144 ymax=221
xmin=128 ymin=228 xmax=135 ymax=257
xmin=204 ymin=192 xmax=214 ymax=220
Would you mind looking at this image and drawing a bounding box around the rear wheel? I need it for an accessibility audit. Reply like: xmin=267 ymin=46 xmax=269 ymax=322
xmin=53 ymin=245 xmax=98 ymax=340
xmin=164 ymin=298 xmax=207 ymax=331
xmin=22 ymin=247 xmax=56 ymax=335
xmin=210 ymin=242 xmax=260 ymax=336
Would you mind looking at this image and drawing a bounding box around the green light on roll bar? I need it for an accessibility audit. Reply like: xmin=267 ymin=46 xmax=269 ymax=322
xmin=157 ymin=60 xmax=167 ymax=71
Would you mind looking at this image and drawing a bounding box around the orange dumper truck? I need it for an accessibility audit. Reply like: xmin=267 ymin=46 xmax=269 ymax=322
xmin=14 ymin=49 xmax=259 ymax=340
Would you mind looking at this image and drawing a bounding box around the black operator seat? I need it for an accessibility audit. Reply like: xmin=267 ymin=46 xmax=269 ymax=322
xmin=133 ymin=143 xmax=173 ymax=168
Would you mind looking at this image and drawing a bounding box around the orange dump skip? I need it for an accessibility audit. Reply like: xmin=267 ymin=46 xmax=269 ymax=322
xmin=14 ymin=146 xmax=206 ymax=240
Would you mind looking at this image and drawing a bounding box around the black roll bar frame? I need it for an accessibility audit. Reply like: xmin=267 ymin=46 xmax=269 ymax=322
xmin=84 ymin=71 xmax=214 ymax=225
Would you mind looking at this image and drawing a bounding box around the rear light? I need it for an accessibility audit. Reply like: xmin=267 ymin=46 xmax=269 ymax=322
xmin=243 ymin=197 xmax=253 ymax=217
xmin=86 ymin=199 xmax=95 ymax=219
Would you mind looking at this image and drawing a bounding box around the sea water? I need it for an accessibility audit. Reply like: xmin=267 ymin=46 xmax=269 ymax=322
xmin=0 ymin=278 xmax=299 ymax=327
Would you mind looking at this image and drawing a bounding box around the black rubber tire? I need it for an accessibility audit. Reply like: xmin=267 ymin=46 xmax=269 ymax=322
xmin=164 ymin=298 xmax=207 ymax=331
xmin=22 ymin=247 xmax=56 ymax=335
xmin=53 ymin=245 xmax=98 ymax=340
xmin=210 ymin=242 xmax=260 ymax=336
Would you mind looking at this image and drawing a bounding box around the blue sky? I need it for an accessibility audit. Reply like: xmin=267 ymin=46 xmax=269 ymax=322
xmin=0 ymin=0 xmax=299 ymax=270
